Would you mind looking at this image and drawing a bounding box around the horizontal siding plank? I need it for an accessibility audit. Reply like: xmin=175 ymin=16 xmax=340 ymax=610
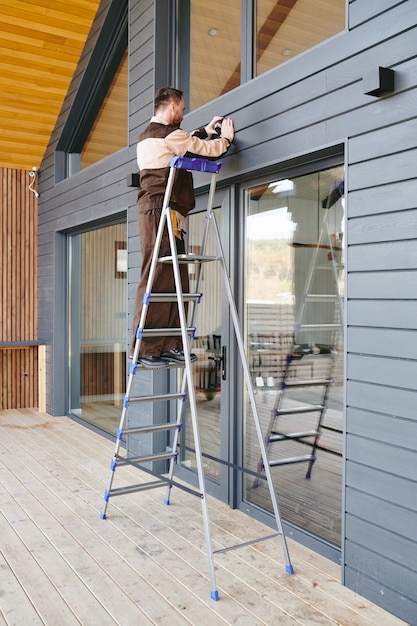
xmin=348 ymin=240 xmax=417 ymax=272
xmin=226 ymin=87 xmax=416 ymax=187
xmin=347 ymin=380 xmax=417 ymax=420
xmin=346 ymin=431 xmax=417 ymax=479
xmin=348 ymin=300 xmax=417 ymax=329
xmin=349 ymin=118 xmax=417 ymax=164
xmin=346 ymin=487 xmax=417 ymax=543
xmin=345 ymin=514 xmax=416 ymax=577
xmin=344 ymin=553 xmax=417 ymax=624
xmin=349 ymin=149 xmax=417 ymax=191
xmin=349 ymin=209 xmax=417 ymax=244
xmin=347 ymin=353 xmax=417 ymax=389
xmin=346 ymin=462 xmax=417 ymax=512
xmin=348 ymin=178 xmax=417 ymax=219
xmin=347 ymin=271 xmax=417 ymax=299
xmin=346 ymin=407 xmax=416 ymax=451
xmin=349 ymin=0 xmax=408 ymax=29
xmin=347 ymin=327 xmax=417 ymax=358
xmin=345 ymin=564 xmax=417 ymax=624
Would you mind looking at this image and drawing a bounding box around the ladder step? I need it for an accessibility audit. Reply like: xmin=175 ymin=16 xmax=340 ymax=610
xmin=135 ymin=360 xmax=185 ymax=370
xmin=282 ymin=378 xmax=331 ymax=388
xmin=269 ymin=454 xmax=316 ymax=467
xmin=141 ymin=327 xmax=195 ymax=337
xmin=305 ymin=294 xmax=339 ymax=302
xmin=159 ymin=254 xmax=218 ymax=264
xmin=120 ymin=422 xmax=182 ymax=437
xmin=107 ymin=479 xmax=169 ymax=498
xmin=128 ymin=392 xmax=186 ymax=404
xmin=115 ymin=451 xmax=177 ymax=466
xmin=299 ymin=323 xmax=341 ymax=330
xmin=275 ymin=404 xmax=324 ymax=416
xmin=269 ymin=430 xmax=319 ymax=443
xmin=148 ymin=292 xmax=202 ymax=303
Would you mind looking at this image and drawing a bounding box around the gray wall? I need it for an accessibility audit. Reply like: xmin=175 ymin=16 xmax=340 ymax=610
xmin=38 ymin=0 xmax=417 ymax=622
xmin=344 ymin=2 xmax=417 ymax=622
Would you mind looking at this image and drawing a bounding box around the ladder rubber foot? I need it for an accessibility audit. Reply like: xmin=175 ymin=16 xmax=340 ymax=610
xmin=286 ymin=565 xmax=295 ymax=575
xmin=100 ymin=513 xmax=106 ymax=520
xmin=164 ymin=498 xmax=171 ymax=506
xmin=210 ymin=590 xmax=219 ymax=601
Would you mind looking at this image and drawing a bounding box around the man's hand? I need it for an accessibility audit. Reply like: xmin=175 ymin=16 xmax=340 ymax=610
xmin=205 ymin=116 xmax=223 ymax=135
xmin=220 ymin=117 xmax=234 ymax=144
xmin=205 ymin=116 xmax=234 ymax=144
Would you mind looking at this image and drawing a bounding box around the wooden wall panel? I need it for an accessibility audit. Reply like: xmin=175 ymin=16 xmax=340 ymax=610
xmin=0 ymin=168 xmax=38 ymax=409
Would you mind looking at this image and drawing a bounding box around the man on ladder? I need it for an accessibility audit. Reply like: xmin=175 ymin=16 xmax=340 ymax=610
xmin=130 ymin=86 xmax=234 ymax=368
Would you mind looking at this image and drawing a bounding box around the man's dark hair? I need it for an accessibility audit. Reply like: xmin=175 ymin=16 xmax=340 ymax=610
xmin=154 ymin=87 xmax=184 ymax=111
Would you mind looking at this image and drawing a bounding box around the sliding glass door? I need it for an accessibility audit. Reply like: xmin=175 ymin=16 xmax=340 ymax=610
xmin=242 ymin=166 xmax=345 ymax=548
xmin=68 ymin=221 xmax=127 ymax=435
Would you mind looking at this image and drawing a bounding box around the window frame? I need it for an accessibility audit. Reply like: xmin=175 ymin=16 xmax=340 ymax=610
xmin=174 ymin=0 xmax=346 ymax=112
xmin=55 ymin=0 xmax=128 ymax=182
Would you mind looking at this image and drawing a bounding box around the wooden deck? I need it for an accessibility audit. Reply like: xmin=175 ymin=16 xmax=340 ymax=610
xmin=0 ymin=409 xmax=407 ymax=626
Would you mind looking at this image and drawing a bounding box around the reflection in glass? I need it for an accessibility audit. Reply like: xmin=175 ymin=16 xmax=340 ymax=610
xmin=179 ymin=209 xmax=223 ymax=483
xmin=69 ymin=222 xmax=127 ymax=435
xmin=255 ymin=0 xmax=345 ymax=77
xmin=179 ymin=1 xmax=241 ymax=111
xmin=80 ymin=50 xmax=128 ymax=170
xmin=244 ymin=167 xmax=344 ymax=547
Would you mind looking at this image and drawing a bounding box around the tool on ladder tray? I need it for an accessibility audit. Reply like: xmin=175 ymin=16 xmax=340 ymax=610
xmin=101 ymin=156 xmax=294 ymax=601
xmin=255 ymin=188 xmax=344 ymax=485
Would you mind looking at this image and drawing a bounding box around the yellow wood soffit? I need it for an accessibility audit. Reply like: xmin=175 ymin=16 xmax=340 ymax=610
xmin=0 ymin=0 xmax=101 ymax=171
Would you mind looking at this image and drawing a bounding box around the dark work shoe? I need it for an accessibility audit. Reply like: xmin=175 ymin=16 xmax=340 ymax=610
xmin=160 ymin=348 xmax=198 ymax=363
xmin=138 ymin=356 xmax=169 ymax=369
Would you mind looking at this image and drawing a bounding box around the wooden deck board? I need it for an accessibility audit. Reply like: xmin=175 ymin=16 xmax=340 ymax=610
xmin=0 ymin=409 xmax=407 ymax=626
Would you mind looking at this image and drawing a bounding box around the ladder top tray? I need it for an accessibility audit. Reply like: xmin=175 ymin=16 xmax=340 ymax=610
xmin=170 ymin=156 xmax=222 ymax=173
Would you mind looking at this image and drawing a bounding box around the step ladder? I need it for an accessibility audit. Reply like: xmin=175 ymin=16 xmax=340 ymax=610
xmin=256 ymin=194 xmax=344 ymax=483
xmin=101 ymin=156 xmax=294 ymax=601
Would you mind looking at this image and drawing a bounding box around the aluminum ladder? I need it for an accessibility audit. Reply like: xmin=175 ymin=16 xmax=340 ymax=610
xmin=256 ymin=197 xmax=344 ymax=483
xmin=101 ymin=156 xmax=294 ymax=601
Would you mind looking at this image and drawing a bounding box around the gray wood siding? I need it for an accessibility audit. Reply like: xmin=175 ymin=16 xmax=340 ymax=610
xmin=127 ymin=0 xmax=154 ymax=353
xmin=37 ymin=0 xmax=417 ymax=622
xmin=345 ymin=1 xmax=417 ymax=622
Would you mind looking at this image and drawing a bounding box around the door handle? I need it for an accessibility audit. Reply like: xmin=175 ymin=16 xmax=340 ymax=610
xmin=221 ymin=345 xmax=226 ymax=380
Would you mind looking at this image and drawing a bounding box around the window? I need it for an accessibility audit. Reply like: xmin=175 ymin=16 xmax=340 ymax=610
xmin=177 ymin=1 xmax=345 ymax=110
xmin=79 ymin=49 xmax=128 ymax=170
xmin=56 ymin=1 xmax=128 ymax=179
xmin=255 ymin=0 xmax=345 ymax=77
xmin=177 ymin=0 xmax=241 ymax=111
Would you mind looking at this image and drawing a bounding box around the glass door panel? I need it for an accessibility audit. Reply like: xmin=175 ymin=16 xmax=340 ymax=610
xmin=243 ymin=167 xmax=344 ymax=547
xmin=69 ymin=222 xmax=127 ymax=435
xmin=178 ymin=208 xmax=223 ymax=484
xmin=173 ymin=187 xmax=232 ymax=504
